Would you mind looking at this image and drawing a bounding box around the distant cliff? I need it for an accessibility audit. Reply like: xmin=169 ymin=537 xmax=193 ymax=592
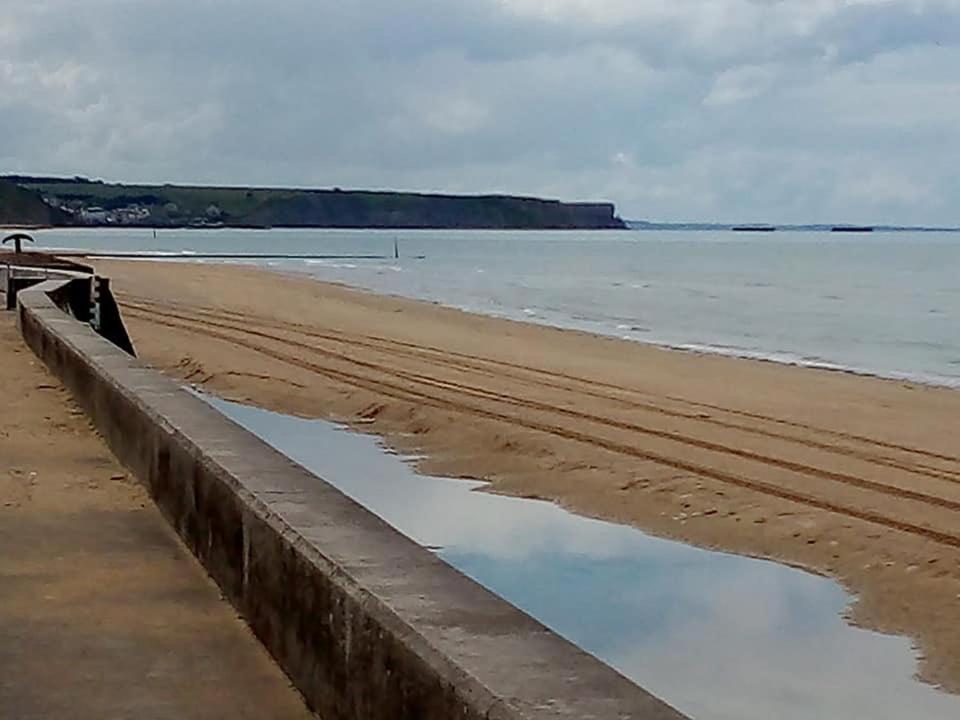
xmin=0 ymin=180 xmax=70 ymax=227
xmin=2 ymin=176 xmax=626 ymax=230
xmin=241 ymin=192 xmax=623 ymax=230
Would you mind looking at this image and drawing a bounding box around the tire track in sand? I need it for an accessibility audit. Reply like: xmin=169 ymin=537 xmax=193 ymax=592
xmin=120 ymin=294 xmax=960 ymax=486
xmin=121 ymin=304 xmax=960 ymax=551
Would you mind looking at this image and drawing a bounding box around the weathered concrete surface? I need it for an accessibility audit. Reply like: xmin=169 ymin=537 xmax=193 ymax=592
xmin=2 ymin=261 xmax=89 ymax=311
xmin=0 ymin=313 xmax=314 ymax=719
xmin=17 ymin=279 xmax=689 ymax=720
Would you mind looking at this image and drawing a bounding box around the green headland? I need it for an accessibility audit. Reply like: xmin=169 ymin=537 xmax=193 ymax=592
xmin=0 ymin=176 xmax=625 ymax=230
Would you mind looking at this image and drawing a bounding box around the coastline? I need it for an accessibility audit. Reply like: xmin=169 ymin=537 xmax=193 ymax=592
xmin=641 ymin=340 xmax=960 ymax=391
xmin=293 ymin=271 xmax=960 ymax=392
xmin=29 ymin=231 xmax=958 ymax=391
xmin=97 ymin=258 xmax=960 ymax=695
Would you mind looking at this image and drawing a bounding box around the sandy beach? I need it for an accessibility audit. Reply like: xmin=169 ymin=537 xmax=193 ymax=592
xmin=97 ymin=259 xmax=960 ymax=694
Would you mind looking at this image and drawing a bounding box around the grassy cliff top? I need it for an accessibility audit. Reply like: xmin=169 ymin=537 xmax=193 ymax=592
xmin=3 ymin=176 xmax=625 ymax=230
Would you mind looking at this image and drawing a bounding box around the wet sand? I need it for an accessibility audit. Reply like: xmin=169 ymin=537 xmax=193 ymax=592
xmin=98 ymin=259 xmax=960 ymax=695
xmin=0 ymin=312 xmax=313 ymax=718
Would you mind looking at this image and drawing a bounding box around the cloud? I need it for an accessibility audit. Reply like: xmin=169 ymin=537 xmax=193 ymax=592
xmin=704 ymin=64 xmax=782 ymax=106
xmin=0 ymin=0 xmax=958 ymax=223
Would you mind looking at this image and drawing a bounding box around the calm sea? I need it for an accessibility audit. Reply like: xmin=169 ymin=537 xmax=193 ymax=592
xmin=38 ymin=227 xmax=960 ymax=388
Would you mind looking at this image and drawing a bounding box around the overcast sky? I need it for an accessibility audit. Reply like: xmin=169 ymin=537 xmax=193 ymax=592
xmin=1 ymin=1 xmax=958 ymax=223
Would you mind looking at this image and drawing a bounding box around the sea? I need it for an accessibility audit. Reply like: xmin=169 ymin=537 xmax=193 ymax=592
xmin=37 ymin=227 xmax=960 ymax=389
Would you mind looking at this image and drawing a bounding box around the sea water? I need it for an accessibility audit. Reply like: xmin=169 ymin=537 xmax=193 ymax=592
xmin=38 ymin=227 xmax=960 ymax=388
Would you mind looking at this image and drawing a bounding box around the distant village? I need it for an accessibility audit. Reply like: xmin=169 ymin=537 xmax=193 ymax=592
xmin=39 ymin=194 xmax=226 ymax=227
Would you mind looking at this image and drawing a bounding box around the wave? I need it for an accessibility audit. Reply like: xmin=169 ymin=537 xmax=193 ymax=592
xmin=648 ymin=341 xmax=960 ymax=390
xmin=202 ymin=255 xmax=960 ymax=393
xmin=452 ymin=300 xmax=960 ymax=391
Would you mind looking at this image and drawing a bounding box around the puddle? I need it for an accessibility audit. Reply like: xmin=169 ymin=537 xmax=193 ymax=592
xmin=206 ymin=396 xmax=959 ymax=720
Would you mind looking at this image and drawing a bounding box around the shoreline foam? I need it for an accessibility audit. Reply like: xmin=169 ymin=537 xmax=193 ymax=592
xmin=280 ymin=263 xmax=960 ymax=392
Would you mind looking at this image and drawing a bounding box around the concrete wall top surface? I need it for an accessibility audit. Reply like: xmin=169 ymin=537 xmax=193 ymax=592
xmin=17 ymin=279 xmax=689 ymax=720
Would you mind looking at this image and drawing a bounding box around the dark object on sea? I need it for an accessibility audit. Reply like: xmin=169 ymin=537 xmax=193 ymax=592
xmin=2 ymin=232 xmax=34 ymax=253
xmin=732 ymin=226 xmax=777 ymax=232
xmin=831 ymin=226 xmax=874 ymax=233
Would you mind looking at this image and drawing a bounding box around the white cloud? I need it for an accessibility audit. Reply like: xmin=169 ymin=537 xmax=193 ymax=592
xmin=704 ymin=64 xmax=782 ymax=106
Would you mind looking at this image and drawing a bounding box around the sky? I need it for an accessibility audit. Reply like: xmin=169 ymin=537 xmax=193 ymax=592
xmin=1 ymin=0 xmax=958 ymax=224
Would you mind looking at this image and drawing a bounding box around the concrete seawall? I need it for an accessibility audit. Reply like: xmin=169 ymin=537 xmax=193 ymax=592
xmin=17 ymin=278 xmax=687 ymax=720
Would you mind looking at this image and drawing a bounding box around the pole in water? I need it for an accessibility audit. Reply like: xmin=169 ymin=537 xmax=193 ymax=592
xmin=394 ymin=237 xmax=399 ymax=259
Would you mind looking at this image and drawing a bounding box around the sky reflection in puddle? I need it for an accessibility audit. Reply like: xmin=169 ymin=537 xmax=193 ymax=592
xmin=207 ymin=396 xmax=959 ymax=720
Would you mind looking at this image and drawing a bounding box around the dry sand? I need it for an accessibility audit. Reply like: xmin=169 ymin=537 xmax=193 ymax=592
xmin=98 ymin=259 xmax=960 ymax=694
xmin=0 ymin=312 xmax=312 ymax=719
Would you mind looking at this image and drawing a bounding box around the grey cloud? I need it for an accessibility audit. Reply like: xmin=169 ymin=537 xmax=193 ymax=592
xmin=0 ymin=0 xmax=958 ymax=223
xmin=818 ymin=0 xmax=960 ymax=63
